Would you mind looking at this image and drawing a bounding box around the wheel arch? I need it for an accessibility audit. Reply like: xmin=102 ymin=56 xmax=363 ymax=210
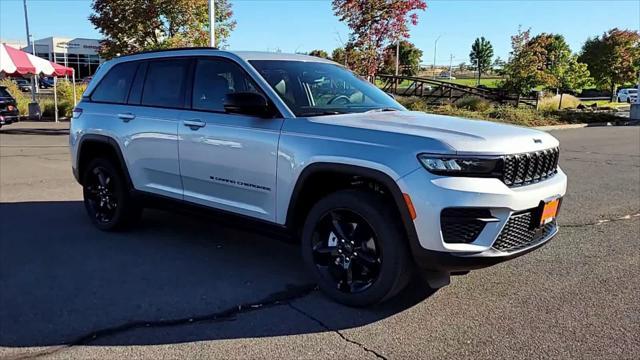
xmin=77 ymin=134 xmax=132 ymax=189
xmin=285 ymin=162 xmax=419 ymax=248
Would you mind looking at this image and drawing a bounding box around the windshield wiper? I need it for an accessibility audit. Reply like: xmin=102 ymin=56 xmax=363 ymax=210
xmin=300 ymin=111 xmax=345 ymax=117
xmin=364 ymin=107 xmax=399 ymax=113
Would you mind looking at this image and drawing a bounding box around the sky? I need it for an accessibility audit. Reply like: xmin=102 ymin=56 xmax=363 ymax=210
xmin=1 ymin=0 xmax=639 ymax=65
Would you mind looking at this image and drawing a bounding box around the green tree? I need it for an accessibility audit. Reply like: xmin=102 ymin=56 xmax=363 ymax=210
xmin=528 ymin=33 xmax=571 ymax=90
xmin=308 ymin=49 xmax=329 ymax=59
xmin=556 ymin=55 xmax=592 ymax=108
xmin=381 ymin=40 xmax=423 ymax=76
xmin=528 ymin=33 xmax=592 ymax=107
xmin=500 ymin=28 xmax=549 ymax=97
xmin=332 ymin=0 xmax=427 ymax=77
xmin=579 ymin=28 xmax=640 ymax=101
xmin=331 ymin=45 xmax=366 ymax=73
xmin=469 ymin=37 xmax=494 ymax=84
xmin=492 ymin=56 xmax=505 ymax=70
xmin=90 ymin=0 xmax=236 ymax=59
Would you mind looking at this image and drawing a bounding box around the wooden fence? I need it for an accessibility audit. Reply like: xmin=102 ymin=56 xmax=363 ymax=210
xmin=376 ymin=74 xmax=539 ymax=108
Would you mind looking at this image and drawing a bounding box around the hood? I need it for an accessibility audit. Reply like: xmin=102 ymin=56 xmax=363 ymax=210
xmin=308 ymin=111 xmax=559 ymax=155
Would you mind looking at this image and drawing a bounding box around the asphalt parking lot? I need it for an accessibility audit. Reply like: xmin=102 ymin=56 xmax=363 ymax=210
xmin=1 ymin=122 xmax=638 ymax=359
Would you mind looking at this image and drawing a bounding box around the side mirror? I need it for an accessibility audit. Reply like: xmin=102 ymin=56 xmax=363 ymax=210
xmin=224 ymin=92 xmax=272 ymax=117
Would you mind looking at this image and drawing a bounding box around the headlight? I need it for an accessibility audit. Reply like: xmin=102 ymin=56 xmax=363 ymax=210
xmin=418 ymin=154 xmax=502 ymax=177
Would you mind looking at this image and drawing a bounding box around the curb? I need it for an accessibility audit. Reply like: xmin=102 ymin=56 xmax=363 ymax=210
xmin=535 ymin=120 xmax=640 ymax=131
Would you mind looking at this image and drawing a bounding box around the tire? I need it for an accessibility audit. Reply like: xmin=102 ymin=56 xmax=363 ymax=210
xmin=301 ymin=189 xmax=412 ymax=307
xmin=82 ymin=157 xmax=141 ymax=231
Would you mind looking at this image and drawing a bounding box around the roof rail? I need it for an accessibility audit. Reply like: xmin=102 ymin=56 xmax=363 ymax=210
xmin=116 ymin=47 xmax=220 ymax=59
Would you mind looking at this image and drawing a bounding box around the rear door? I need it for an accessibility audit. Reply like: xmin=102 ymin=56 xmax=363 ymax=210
xmin=118 ymin=58 xmax=191 ymax=198
xmin=178 ymin=57 xmax=283 ymax=222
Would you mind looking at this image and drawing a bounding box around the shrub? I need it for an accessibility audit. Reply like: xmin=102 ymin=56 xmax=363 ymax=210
xmin=537 ymin=94 xmax=581 ymax=112
xmin=396 ymin=96 xmax=428 ymax=111
xmin=0 ymin=78 xmax=30 ymax=115
xmin=40 ymin=99 xmax=72 ymax=118
xmin=454 ymin=96 xmax=491 ymax=112
xmin=56 ymin=79 xmax=86 ymax=106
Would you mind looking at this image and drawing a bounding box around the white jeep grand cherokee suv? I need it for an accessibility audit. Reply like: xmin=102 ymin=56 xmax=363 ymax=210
xmin=70 ymin=49 xmax=567 ymax=306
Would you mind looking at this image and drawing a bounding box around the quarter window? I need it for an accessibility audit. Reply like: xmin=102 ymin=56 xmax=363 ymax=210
xmin=91 ymin=61 xmax=138 ymax=104
xmin=141 ymin=59 xmax=191 ymax=108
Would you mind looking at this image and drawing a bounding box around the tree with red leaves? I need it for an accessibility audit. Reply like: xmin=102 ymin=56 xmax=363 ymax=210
xmin=332 ymin=0 xmax=427 ymax=77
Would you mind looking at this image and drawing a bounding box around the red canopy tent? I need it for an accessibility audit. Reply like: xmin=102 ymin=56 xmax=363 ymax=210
xmin=0 ymin=43 xmax=76 ymax=121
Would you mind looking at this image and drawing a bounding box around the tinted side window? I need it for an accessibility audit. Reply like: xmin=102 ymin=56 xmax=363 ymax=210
xmin=192 ymin=58 xmax=261 ymax=112
xmin=127 ymin=62 xmax=148 ymax=105
xmin=141 ymin=59 xmax=191 ymax=108
xmin=91 ymin=61 xmax=138 ymax=103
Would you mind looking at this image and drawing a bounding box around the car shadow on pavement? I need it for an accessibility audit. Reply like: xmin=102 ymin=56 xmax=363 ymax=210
xmin=0 ymin=201 xmax=434 ymax=347
xmin=0 ymin=128 xmax=69 ymax=136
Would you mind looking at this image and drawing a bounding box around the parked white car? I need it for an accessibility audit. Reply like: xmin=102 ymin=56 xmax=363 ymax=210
xmin=617 ymin=88 xmax=638 ymax=103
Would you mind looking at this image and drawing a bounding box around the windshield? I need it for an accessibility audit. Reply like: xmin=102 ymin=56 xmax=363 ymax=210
xmin=250 ymin=60 xmax=404 ymax=117
xmin=628 ymin=89 xmax=638 ymax=93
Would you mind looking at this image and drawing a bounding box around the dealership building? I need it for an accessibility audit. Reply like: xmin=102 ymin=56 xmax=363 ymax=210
xmin=5 ymin=36 xmax=104 ymax=79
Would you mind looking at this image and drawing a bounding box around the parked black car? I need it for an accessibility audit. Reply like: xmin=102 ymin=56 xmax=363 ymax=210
xmin=14 ymin=78 xmax=31 ymax=92
xmin=0 ymin=86 xmax=20 ymax=128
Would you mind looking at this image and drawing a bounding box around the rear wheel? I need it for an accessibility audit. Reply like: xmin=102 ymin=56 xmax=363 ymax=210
xmin=82 ymin=158 xmax=141 ymax=231
xmin=301 ymin=189 xmax=412 ymax=307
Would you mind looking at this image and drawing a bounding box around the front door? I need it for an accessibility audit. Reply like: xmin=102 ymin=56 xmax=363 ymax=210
xmin=178 ymin=57 xmax=283 ymax=222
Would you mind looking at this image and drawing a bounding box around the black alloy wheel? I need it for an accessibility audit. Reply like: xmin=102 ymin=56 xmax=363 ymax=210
xmin=84 ymin=165 xmax=119 ymax=224
xmin=301 ymin=189 xmax=412 ymax=307
xmin=311 ymin=209 xmax=382 ymax=294
xmin=82 ymin=158 xmax=141 ymax=231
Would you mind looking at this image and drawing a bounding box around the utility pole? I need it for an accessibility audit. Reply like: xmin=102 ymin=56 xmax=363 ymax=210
xmin=209 ymin=0 xmax=215 ymax=47
xmin=433 ymin=35 xmax=442 ymax=79
xmin=22 ymin=0 xmax=36 ymax=102
xmin=448 ymin=54 xmax=453 ymax=80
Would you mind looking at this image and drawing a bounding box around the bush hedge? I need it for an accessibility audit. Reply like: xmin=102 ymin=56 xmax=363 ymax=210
xmin=0 ymin=78 xmax=86 ymax=118
xmin=396 ymin=96 xmax=620 ymax=126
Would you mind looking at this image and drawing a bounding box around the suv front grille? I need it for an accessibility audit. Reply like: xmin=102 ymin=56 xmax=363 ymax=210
xmin=492 ymin=211 xmax=556 ymax=252
xmin=502 ymin=148 xmax=559 ymax=187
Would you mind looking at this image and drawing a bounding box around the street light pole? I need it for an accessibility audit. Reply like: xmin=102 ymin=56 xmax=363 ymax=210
xmin=433 ymin=35 xmax=442 ymax=79
xmin=395 ymin=41 xmax=400 ymax=76
xmin=209 ymin=0 xmax=215 ymax=47
xmin=22 ymin=0 xmax=36 ymax=102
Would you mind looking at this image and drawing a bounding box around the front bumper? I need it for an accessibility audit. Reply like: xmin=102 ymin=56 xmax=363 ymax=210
xmin=0 ymin=113 xmax=19 ymax=125
xmin=412 ymin=221 xmax=558 ymax=272
xmin=397 ymin=167 xmax=567 ymax=271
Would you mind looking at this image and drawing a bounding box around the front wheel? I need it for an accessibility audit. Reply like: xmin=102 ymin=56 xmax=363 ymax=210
xmin=82 ymin=158 xmax=141 ymax=231
xmin=301 ymin=189 xmax=412 ymax=307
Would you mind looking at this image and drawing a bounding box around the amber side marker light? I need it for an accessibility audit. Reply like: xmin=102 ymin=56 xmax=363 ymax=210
xmin=403 ymin=193 xmax=417 ymax=220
